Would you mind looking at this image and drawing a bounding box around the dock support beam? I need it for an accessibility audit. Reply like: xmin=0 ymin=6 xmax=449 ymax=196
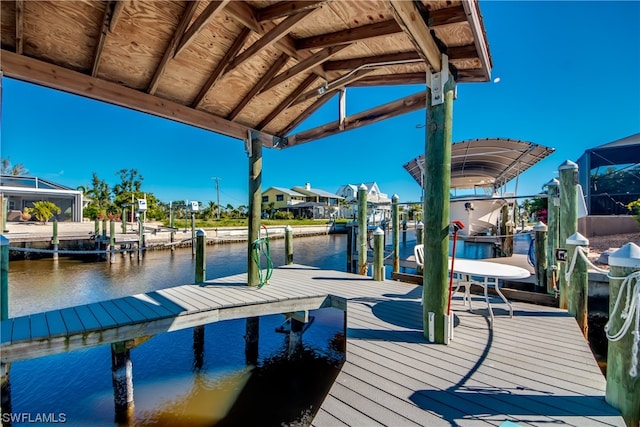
xmin=423 ymin=68 xmax=455 ymax=344
xmin=111 ymin=341 xmax=134 ymax=423
xmin=52 ymin=219 xmax=59 ymax=260
xmin=357 ymin=184 xmax=367 ymax=275
xmin=606 ymin=243 xmax=640 ymax=427
xmin=373 ymin=227 xmax=384 ymax=281
xmin=246 ymin=132 xmax=262 ymax=366
xmin=558 ymin=161 xmax=578 ymax=309
xmin=392 ymin=195 xmax=400 ymax=273
xmin=285 ymin=225 xmax=293 ymax=265
xmin=566 ymin=232 xmax=589 ymax=337
xmin=545 ymin=179 xmax=560 ymax=294
xmin=109 ymin=219 xmax=115 ymax=264
xmin=533 ymin=222 xmax=548 ymax=291
xmin=193 ymin=229 xmax=206 ymax=369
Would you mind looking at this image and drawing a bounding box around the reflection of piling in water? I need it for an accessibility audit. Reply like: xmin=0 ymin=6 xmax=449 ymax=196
xmin=111 ymin=341 xmax=134 ymax=423
xmin=287 ymin=319 xmax=303 ymax=357
xmin=245 ymin=317 xmax=259 ymax=365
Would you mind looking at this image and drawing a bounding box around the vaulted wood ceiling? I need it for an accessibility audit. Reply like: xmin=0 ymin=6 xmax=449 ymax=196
xmin=0 ymin=0 xmax=492 ymax=148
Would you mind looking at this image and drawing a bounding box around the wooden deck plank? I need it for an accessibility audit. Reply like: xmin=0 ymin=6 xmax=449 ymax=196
xmin=73 ymin=305 xmax=102 ymax=331
xmin=117 ymin=296 xmax=166 ymax=321
xmin=130 ymin=293 xmax=182 ymax=318
xmin=45 ymin=310 xmax=67 ymax=337
xmin=0 ymin=320 xmax=11 ymax=344
xmin=59 ymin=307 xmax=86 ymax=335
xmin=29 ymin=313 xmax=49 ymax=340
xmin=166 ymin=287 xmax=220 ymax=311
xmin=99 ymin=300 xmax=135 ymax=325
xmin=11 ymin=316 xmax=30 ymax=342
xmin=157 ymin=288 xmax=209 ymax=312
xmin=85 ymin=302 xmax=118 ymax=329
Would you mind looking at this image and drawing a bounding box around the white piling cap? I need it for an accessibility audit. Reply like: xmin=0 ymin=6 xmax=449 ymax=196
xmin=566 ymin=231 xmax=588 ymax=246
xmin=533 ymin=221 xmax=547 ymax=232
xmin=558 ymin=160 xmax=578 ymax=170
xmin=544 ymin=178 xmax=559 ymax=187
xmin=285 ymin=225 xmax=293 ymax=232
xmin=196 ymin=229 xmax=207 ymax=237
xmin=392 ymin=194 xmax=399 ymax=201
xmin=0 ymin=235 xmax=8 ymax=246
xmin=359 ymin=183 xmax=368 ymax=190
xmin=608 ymin=242 xmax=640 ymax=268
xmin=373 ymin=227 xmax=384 ymax=235
xmin=416 ymin=220 xmax=424 ymax=229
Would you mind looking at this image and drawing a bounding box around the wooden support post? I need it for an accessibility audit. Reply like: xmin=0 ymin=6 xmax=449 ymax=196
xmin=248 ymin=133 xmax=262 ymax=287
xmin=52 ymin=219 xmax=59 ymax=260
xmin=423 ymin=72 xmax=455 ymax=344
xmin=1 ymin=235 xmax=8 ymax=321
xmin=392 ymin=195 xmax=400 ymax=273
xmin=499 ymin=205 xmax=509 ymax=257
xmin=558 ymin=161 xmax=579 ymax=309
xmin=169 ymin=203 xmax=175 ymax=251
xmin=416 ymin=221 xmax=424 ymax=246
xmin=137 ymin=215 xmax=143 ymax=261
xmin=402 ymin=219 xmax=407 ymax=245
xmin=606 ymin=243 xmax=640 ymax=427
xmin=373 ymin=227 xmax=385 ymax=281
xmin=346 ymin=223 xmax=353 ymax=273
xmin=193 ymin=325 xmax=204 ymax=370
xmin=195 ymin=229 xmax=206 ymax=284
xmin=94 ymin=218 xmax=100 ymax=238
xmin=566 ymin=232 xmax=589 ymax=337
xmin=109 ymin=219 xmax=115 ymax=264
xmin=357 ymin=184 xmax=368 ymax=275
xmin=111 ymin=341 xmax=134 ymax=423
xmin=1 ymin=362 xmax=11 ymax=421
xmin=287 ymin=318 xmax=303 ymax=357
xmin=0 ymin=196 xmax=6 ymax=233
xmin=545 ymin=179 xmax=560 ymax=295
xmin=245 ymin=317 xmax=259 ymax=365
xmin=102 ymin=218 xmax=107 ymax=240
xmin=533 ymin=221 xmax=548 ymax=291
xmin=191 ymin=213 xmax=196 ymax=257
xmin=122 ymin=207 xmax=127 ymax=234
xmin=284 ymin=225 xmax=293 ymax=265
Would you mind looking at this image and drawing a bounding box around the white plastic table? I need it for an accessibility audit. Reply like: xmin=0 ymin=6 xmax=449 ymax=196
xmin=449 ymin=258 xmax=531 ymax=328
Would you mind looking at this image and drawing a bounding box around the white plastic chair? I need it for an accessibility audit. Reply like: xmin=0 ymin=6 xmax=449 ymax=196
xmin=414 ymin=244 xmax=424 ymax=270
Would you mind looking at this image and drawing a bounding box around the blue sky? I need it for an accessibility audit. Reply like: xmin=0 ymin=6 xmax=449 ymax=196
xmin=2 ymin=1 xmax=639 ymax=208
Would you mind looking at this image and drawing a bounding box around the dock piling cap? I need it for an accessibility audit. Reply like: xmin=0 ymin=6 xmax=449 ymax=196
xmin=533 ymin=221 xmax=547 ymax=232
xmin=559 ymin=160 xmax=578 ymax=170
xmin=196 ymin=229 xmax=207 ymax=237
xmin=544 ymin=178 xmax=559 ymax=187
xmin=373 ymin=227 xmax=384 ymax=236
xmin=566 ymin=232 xmax=589 ymax=246
xmin=609 ymin=242 xmax=640 ymax=268
xmin=359 ymin=183 xmax=368 ymax=191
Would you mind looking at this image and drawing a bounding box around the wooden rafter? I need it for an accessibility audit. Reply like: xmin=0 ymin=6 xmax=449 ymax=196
xmin=227 ymin=54 xmax=289 ymax=121
xmin=427 ymin=5 xmax=468 ymax=26
xmin=296 ymin=20 xmax=401 ymax=50
xmin=91 ymin=0 xmax=115 ymax=77
xmin=262 ymin=44 xmax=350 ymax=93
xmin=278 ymin=92 xmax=336 ymax=137
xmin=14 ymin=0 xmax=23 ymax=55
xmin=226 ymin=9 xmax=315 ymax=73
xmin=286 ymin=91 xmax=426 ymax=146
xmin=348 ymin=72 xmax=425 ymax=87
xmin=109 ymin=0 xmax=126 ymax=32
xmin=257 ymin=73 xmax=318 ymax=130
xmin=389 ymin=0 xmax=442 ymax=72
xmin=147 ymin=1 xmax=200 ymax=95
xmin=0 ymin=51 xmax=280 ymax=146
xmin=256 ymin=1 xmax=329 ymax=23
xmin=191 ymin=27 xmax=252 ymax=108
xmin=323 ymin=51 xmax=420 ymax=71
xmin=292 ymin=69 xmax=374 ymax=106
xmin=175 ymin=1 xmax=229 ymax=58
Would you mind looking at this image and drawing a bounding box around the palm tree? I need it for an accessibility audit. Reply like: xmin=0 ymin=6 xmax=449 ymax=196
xmin=1 ymin=157 xmax=28 ymax=176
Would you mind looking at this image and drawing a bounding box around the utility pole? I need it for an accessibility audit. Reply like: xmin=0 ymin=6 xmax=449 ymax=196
xmin=212 ymin=177 xmax=221 ymax=220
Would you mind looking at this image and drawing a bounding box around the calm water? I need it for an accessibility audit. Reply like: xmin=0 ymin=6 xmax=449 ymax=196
xmin=5 ymin=232 xmax=505 ymax=426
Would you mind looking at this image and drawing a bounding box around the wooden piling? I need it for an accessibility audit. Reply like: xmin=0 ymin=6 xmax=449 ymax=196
xmin=558 ymin=161 xmax=579 ymax=309
xmin=423 ymin=73 xmax=454 ymax=344
xmin=111 ymin=341 xmax=134 ymax=423
xmin=373 ymin=227 xmax=384 ymax=281
xmin=191 ymin=213 xmax=196 ymax=257
xmin=245 ymin=317 xmax=259 ymax=365
xmin=402 ymin=219 xmax=407 ymax=245
xmin=533 ymin=222 xmax=548 ymax=291
xmin=193 ymin=325 xmax=204 ymax=370
xmin=346 ymin=223 xmax=353 ymax=273
xmin=247 ymin=134 xmax=262 ymax=287
xmin=169 ymin=203 xmax=175 ymax=251
xmin=416 ymin=221 xmax=424 ymax=246
xmin=392 ymin=195 xmax=400 ymax=273
xmin=288 ymin=318 xmax=303 ymax=357
xmin=1 ymin=235 xmax=8 ymax=321
xmin=137 ymin=215 xmax=143 ymax=261
xmin=1 ymin=361 xmax=11 ymax=421
xmin=195 ymin=229 xmax=206 ymax=284
xmin=94 ymin=218 xmax=100 ymax=238
xmin=52 ymin=219 xmax=59 ymax=260
xmin=122 ymin=208 xmax=127 ymax=234
xmin=606 ymin=243 xmax=640 ymax=427
xmin=109 ymin=219 xmax=115 ymax=264
xmin=284 ymin=225 xmax=293 ymax=265
xmin=566 ymin=232 xmax=589 ymax=337
xmin=102 ymin=218 xmax=107 ymax=240
xmin=0 ymin=196 xmax=6 ymax=233
xmin=545 ymin=178 xmax=560 ymax=294
xmin=357 ymin=184 xmax=367 ymax=276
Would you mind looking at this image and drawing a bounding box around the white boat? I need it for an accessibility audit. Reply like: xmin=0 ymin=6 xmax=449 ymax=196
xmin=403 ymin=138 xmax=555 ymax=238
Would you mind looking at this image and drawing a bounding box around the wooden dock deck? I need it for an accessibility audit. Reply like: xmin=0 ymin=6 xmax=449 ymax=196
xmin=0 ymin=265 xmax=623 ymax=426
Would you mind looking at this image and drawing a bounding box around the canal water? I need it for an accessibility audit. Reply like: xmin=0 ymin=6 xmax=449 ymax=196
xmin=4 ymin=232 xmax=505 ymax=426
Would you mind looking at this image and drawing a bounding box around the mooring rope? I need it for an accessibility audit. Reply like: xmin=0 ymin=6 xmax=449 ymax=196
xmin=251 ymin=226 xmax=273 ymax=288
xmin=564 ymin=245 xmax=609 ymax=287
xmin=604 ymin=270 xmax=640 ymax=377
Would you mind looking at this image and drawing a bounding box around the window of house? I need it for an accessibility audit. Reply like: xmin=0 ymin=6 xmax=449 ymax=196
xmin=262 ymin=196 xmax=269 ymax=202
xmin=276 ymin=194 xmax=284 ymax=202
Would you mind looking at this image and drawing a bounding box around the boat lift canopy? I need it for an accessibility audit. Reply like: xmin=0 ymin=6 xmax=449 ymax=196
xmin=403 ymin=138 xmax=555 ymax=191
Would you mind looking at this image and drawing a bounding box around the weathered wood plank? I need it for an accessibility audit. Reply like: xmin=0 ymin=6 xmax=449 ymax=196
xmin=73 ymin=305 xmax=101 ymax=331
xmin=59 ymin=307 xmax=86 ymax=335
xmin=11 ymin=316 xmax=30 ymax=342
xmin=85 ymin=302 xmax=118 ymax=329
xmin=100 ymin=300 xmax=135 ymax=325
xmin=29 ymin=313 xmax=49 ymax=340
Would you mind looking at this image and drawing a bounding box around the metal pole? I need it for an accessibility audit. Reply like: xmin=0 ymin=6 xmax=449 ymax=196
xmin=285 ymin=225 xmax=293 ymax=265
xmin=606 ymin=243 xmax=640 ymax=426
xmin=391 ymin=195 xmax=400 ymax=273
xmin=533 ymin=221 xmax=547 ymax=291
xmin=373 ymin=227 xmax=384 ymax=281
xmin=357 ymin=184 xmax=368 ymax=275
xmin=558 ymin=161 xmax=579 ymax=309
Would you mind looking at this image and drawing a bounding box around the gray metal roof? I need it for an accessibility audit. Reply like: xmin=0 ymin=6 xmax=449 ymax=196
xmin=403 ymin=138 xmax=555 ymax=190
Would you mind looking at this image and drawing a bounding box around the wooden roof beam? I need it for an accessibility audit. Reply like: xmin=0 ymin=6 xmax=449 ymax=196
xmin=389 ymin=0 xmax=442 ymax=72
xmin=14 ymin=0 xmax=23 ymax=55
xmin=292 ymin=69 xmax=374 ymax=107
xmin=286 ymin=91 xmax=426 ymax=147
xmin=91 ymin=0 xmax=117 ymax=77
xmin=348 ymin=72 xmax=425 ymax=87
xmin=427 ymin=5 xmax=468 ymax=27
xmin=227 ymin=54 xmax=289 ymax=121
xmin=191 ymin=27 xmax=252 ymax=108
xmin=256 ymin=1 xmax=329 ymax=23
xmin=262 ymin=44 xmax=350 ymax=93
xmin=278 ymin=92 xmax=336 ymax=137
xmin=296 ymin=20 xmax=402 ymax=50
xmin=147 ymin=1 xmax=200 ymax=95
xmin=0 ymin=51 xmax=281 ymax=147
xmin=226 ymin=9 xmax=315 ymax=73
xmin=257 ymin=73 xmax=318 ymax=130
xmin=323 ymin=51 xmax=420 ymax=71
xmin=174 ymin=1 xmax=229 ymax=58
xmin=109 ymin=0 xmax=126 ymax=32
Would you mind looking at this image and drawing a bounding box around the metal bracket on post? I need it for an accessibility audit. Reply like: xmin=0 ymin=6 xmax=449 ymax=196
xmin=426 ymin=53 xmax=451 ymax=106
xmin=245 ymin=129 xmax=255 ymax=157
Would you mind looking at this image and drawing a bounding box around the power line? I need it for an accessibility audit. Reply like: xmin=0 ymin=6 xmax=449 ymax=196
xmin=211 ymin=177 xmax=221 ymax=219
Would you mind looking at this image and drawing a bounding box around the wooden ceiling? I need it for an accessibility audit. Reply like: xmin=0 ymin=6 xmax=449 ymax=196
xmin=0 ymin=0 xmax=492 ymax=148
